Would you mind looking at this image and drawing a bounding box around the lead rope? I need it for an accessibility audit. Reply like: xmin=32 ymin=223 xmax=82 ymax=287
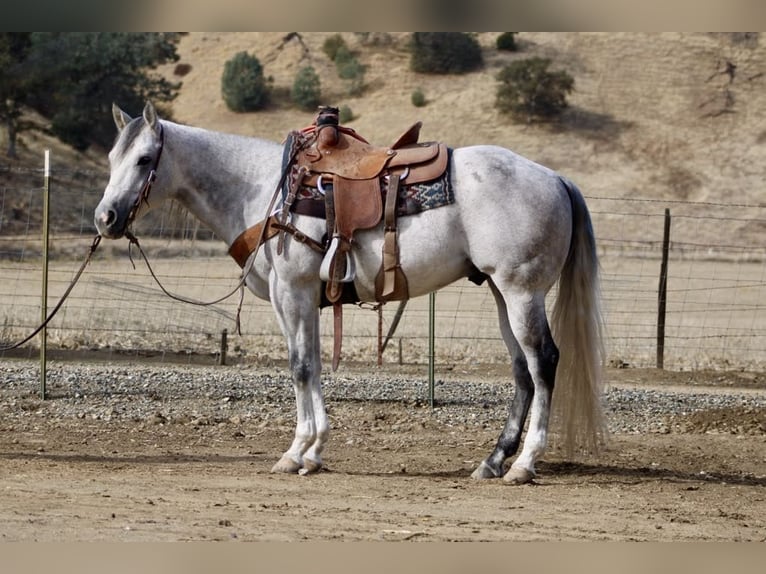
xmin=1 ymin=132 xmax=301 ymax=350
xmin=123 ymin=136 xmax=303 ymax=335
xmin=0 ymin=234 xmax=102 ymax=351
xmin=124 ymin=229 xmax=255 ymax=334
xmin=1 ymin=125 xmax=161 ymax=351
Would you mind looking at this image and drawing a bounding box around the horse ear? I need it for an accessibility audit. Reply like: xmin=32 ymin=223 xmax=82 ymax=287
xmin=143 ymin=101 xmax=160 ymax=135
xmin=112 ymin=103 xmax=131 ymax=131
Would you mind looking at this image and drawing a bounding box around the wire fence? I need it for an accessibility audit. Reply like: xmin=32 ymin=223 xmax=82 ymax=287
xmin=1 ymin=162 xmax=764 ymax=371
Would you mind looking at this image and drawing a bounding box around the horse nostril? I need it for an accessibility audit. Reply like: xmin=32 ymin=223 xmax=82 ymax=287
xmin=99 ymin=208 xmax=117 ymax=227
xmin=95 ymin=206 xmax=120 ymax=236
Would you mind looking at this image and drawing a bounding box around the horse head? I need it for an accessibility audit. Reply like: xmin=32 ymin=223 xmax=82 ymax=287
xmin=94 ymin=101 xmax=167 ymax=239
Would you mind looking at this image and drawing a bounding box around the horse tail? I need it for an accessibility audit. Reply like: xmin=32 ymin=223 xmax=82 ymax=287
xmin=550 ymin=177 xmax=607 ymax=458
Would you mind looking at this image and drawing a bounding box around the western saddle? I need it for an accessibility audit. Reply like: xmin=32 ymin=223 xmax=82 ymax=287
xmin=228 ymin=106 xmax=450 ymax=369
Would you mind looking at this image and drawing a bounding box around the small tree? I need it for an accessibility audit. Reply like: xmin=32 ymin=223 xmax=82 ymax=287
xmin=339 ymin=105 xmax=354 ymax=123
xmin=221 ymin=51 xmax=270 ymax=112
xmin=322 ymin=34 xmax=347 ymax=61
xmin=495 ymin=57 xmax=574 ymax=121
xmin=333 ymin=45 xmax=366 ymax=96
xmin=410 ymin=32 xmax=483 ymax=74
xmin=496 ymin=32 xmax=517 ymax=52
xmin=411 ymin=88 xmax=426 ymax=107
xmin=291 ymin=66 xmax=321 ymax=111
xmin=0 ymin=32 xmax=32 ymax=157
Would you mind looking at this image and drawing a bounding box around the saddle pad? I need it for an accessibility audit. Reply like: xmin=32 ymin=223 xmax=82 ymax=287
xmin=398 ymin=174 xmax=454 ymax=215
xmin=292 ymin=169 xmax=453 ymax=219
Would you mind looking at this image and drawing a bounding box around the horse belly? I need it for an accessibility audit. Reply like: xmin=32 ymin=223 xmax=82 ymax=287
xmin=350 ymin=209 xmax=470 ymax=302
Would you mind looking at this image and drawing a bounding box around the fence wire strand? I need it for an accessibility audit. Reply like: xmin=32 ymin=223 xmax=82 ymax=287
xmin=1 ymin=164 xmax=764 ymax=371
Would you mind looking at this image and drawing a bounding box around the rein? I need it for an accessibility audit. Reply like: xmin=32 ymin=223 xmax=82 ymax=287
xmin=121 ymin=130 xmax=304 ymax=334
xmin=0 ymin=234 xmax=102 ymax=351
xmin=0 ymin=124 xmax=164 ymax=351
xmin=1 ymin=125 xmax=301 ymax=350
xmin=124 ymin=229 xmax=253 ymax=333
xmin=116 ymin=121 xmax=252 ymax=330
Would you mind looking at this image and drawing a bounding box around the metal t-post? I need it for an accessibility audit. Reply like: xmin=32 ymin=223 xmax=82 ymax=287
xmin=428 ymin=291 xmax=435 ymax=408
xmin=40 ymin=151 xmax=51 ymax=399
xmin=656 ymin=208 xmax=671 ymax=369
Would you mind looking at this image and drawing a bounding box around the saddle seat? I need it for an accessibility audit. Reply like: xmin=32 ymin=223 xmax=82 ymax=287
xmin=290 ymin=116 xmax=448 ymax=260
xmin=300 ymin=122 xmax=447 ymax=183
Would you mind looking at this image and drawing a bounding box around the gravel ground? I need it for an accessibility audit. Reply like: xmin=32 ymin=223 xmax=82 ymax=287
xmin=1 ymin=358 xmax=765 ymax=542
xmin=2 ymin=360 xmax=764 ymax=437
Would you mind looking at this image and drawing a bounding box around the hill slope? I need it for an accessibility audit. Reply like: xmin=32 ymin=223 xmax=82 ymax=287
xmin=3 ymin=32 xmax=765 ymax=247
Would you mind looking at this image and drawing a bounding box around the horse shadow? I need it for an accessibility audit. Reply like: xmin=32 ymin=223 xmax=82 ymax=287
xmin=3 ymin=451 xmax=763 ymax=487
xmin=535 ymin=460 xmax=766 ymax=487
xmin=335 ymin=460 xmax=766 ymax=487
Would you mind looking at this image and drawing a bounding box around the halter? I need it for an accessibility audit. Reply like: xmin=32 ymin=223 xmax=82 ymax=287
xmin=125 ymin=123 xmax=165 ymax=229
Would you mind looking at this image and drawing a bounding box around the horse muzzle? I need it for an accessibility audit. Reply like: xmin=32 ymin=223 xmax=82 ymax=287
xmin=94 ymin=201 xmax=128 ymax=239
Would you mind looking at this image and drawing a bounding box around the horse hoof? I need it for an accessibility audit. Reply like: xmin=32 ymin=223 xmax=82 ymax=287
xmin=271 ymin=456 xmax=302 ymax=474
xmin=301 ymin=458 xmax=323 ymax=474
xmin=471 ymin=461 xmax=501 ymax=480
xmin=503 ymin=467 xmax=535 ymax=485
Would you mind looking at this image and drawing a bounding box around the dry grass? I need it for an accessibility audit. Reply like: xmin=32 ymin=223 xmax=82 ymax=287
xmin=157 ymin=32 xmax=766 ymax=211
xmin=3 ymin=32 xmax=765 ymax=246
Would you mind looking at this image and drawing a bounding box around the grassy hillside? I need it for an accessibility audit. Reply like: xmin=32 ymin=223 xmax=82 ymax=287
xmin=3 ymin=32 xmax=764 ymax=247
xmin=158 ymin=33 xmax=765 ymax=194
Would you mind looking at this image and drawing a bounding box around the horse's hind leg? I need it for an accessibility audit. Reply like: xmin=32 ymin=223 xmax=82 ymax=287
xmin=477 ymin=287 xmax=559 ymax=484
xmin=472 ymin=280 xmax=534 ymax=480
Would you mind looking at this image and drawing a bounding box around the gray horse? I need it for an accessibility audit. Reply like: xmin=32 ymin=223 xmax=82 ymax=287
xmin=95 ymin=102 xmax=605 ymax=484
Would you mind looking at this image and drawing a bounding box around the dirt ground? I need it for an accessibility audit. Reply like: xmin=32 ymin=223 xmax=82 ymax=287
xmin=0 ymin=364 xmax=764 ymax=542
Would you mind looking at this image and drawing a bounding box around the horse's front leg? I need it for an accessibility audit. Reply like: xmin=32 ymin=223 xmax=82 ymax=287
xmin=269 ymin=285 xmax=328 ymax=474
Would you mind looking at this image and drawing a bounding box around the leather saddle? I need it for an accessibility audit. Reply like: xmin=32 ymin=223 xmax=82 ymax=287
xmin=230 ymin=106 xmax=451 ymax=371
xmin=285 ymin=107 xmax=449 ymax=307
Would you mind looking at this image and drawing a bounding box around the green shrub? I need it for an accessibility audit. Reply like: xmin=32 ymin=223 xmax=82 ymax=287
xmin=339 ymin=105 xmax=354 ymax=123
xmin=291 ymin=65 xmax=322 ymax=111
xmin=322 ymin=34 xmax=347 ymax=61
xmin=221 ymin=51 xmax=270 ymax=112
xmin=495 ymin=57 xmax=574 ymax=120
xmin=333 ymin=45 xmax=366 ymax=96
xmin=411 ymin=88 xmax=427 ymax=107
xmin=333 ymin=44 xmax=353 ymax=67
xmin=410 ymin=32 xmax=483 ymax=74
xmin=496 ymin=32 xmax=517 ymax=52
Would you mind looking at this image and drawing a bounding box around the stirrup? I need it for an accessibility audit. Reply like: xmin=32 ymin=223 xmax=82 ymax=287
xmin=319 ymin=236 xmax=356 ymax=283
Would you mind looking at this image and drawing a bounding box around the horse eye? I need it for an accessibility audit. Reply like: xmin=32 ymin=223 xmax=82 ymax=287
xmin=137 ymin=155 xmax=152 ymax=166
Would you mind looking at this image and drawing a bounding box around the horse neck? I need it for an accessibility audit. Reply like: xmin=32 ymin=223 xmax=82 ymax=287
xmin=164 ymin=122 xmax=283 ymax=246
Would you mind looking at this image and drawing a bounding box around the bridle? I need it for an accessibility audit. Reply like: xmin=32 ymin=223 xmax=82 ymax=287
xmin=0 ymin=124 xmax=166 ymax=351
xmin=125 ymin=123 xmax=165 ymax=230
xmin=118 ymin=121 xmax=248 ymax=308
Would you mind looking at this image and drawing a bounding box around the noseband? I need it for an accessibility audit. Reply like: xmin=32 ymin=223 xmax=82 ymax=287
xmin=125 ymin=123 xmax=165 ymax=229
